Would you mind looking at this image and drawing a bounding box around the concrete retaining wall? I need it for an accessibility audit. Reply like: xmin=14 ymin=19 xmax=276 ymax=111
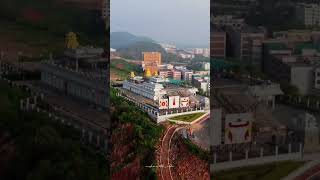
xmin=211 ymin=152 xmax=303 ymax=173
xmin=167 ymin=112 xmax=208 ymax=125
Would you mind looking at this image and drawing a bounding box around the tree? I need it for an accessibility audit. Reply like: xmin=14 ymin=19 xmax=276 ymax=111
xmin=281 ymin=82 xmax=300 ymax=95
xmin=198 ymin=88 xmax=204 ymax=95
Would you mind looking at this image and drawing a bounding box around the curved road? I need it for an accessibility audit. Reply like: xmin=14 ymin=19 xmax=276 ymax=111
xmin=295 ymin=164 xmax=320 ymax=180
xmin=159 ymin=125 xmax=178 ymax=180
xmin=158 ymin=114 xmax=210 ymax=180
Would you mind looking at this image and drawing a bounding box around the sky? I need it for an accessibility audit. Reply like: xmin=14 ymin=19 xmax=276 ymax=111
xmin=111 ymin=0 xmax=210 ymax=48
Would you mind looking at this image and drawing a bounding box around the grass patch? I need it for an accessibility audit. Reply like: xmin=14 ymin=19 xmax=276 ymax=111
xmin=212 ymin=160 xmax=305 ymax=180
xmin=110 ymin=59 xmax=143 ymax=80
xmin=183 ymin=138 xmax=209 ymax=161
xmin=170 ymin=112 xmax=205 ymax=122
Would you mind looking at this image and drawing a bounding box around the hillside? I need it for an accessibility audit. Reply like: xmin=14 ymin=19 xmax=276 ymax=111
xmin=110 ymin=32 xmax=154 ymax=49
xmin=116 ymin=41 xmax=166 ymax=60
xmin=110 ymin=58 xmax=143 ymax=80
xmin=0 ymin=80 xmax=108 ymax=179
xmin=0 ymin=0 xmax=106 ymax=58
xmin=110 ymin=88 xmax=164 ymax=179
xmin=111 ymin=32 xmax=185 ymax=62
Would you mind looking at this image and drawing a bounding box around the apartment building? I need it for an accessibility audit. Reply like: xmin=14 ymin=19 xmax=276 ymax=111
xmin=40 ymin=47 xmax=109 ymax=110
xmin=263 ymin=41 xmax=320 ymax=95
xmin=159 ymin=69 xmax=181 ymax=80
xmin=142 ymin=52 xmax=162 ymax=76
xmin=212 ymin=15 xmax=245 ymax=29
xmin=211 ymin=26 xmax=226 ymax=58
xmin=192 ymin=75 xmax=210 ymax=93
xmin=296 ymin=3 xmax=320 ymax=27
xmin=273 ymin=30 xmax=320 ymax=45
xmin=228 ymin=25 xmax=266 ymax=62
xmin=181 ymin=70 xmax=194 ymax=82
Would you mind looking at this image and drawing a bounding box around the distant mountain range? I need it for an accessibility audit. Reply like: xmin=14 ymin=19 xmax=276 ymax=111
xmin=110 ymin=32 xmax=167 ymax=60
xmin=111 ymin=32 xmax=190 ymax=62
xmin=116 ymin=41 xmax=167 ymax=60
xmin=110 ymin=32 xmax=155 ymax=49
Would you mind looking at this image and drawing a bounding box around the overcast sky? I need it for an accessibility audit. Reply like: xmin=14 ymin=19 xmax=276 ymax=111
xmin=111 ymin=0 xmax=209 ymax=48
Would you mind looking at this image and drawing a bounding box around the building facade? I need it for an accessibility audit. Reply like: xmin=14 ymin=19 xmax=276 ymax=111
xmin=40 ymin=61 xmax=108 ymax=109
xmin=211 ymin=28 xmax=227 ymax=58
xmin=212 ymin=15 xmax=245 ymax=29
xmin=262 ymin=42 xmax=320 ymax=95
xmin=193 ymin=75 xmax=210 ymax=93
xmin=228 ymin=26 xmax=266 ymax=61
xmin=296 ymin=3 xmax=320 ymax=27
xmin=123 ymin=80 xmax=165 ymax=101
xmin=142 ymin=52 xmax=162 ymax=75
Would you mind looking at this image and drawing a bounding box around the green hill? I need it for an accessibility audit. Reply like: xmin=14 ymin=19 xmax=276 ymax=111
xmin=110 ymin=58 xmax=143 ymax=80
xmin=111 ymin=32 xmax=183 ymax=62
xmin=117 ymin=41 xmax=167 ymax=60
xmin=110 ymin=32 xmax=154 ymax=49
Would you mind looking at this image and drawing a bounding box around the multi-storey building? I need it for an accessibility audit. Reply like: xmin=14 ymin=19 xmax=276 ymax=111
xmin=263 ymin=41 xmax=320 ymax=95
xmin=192 ymin=75 xmax=210 ymax=93
xmin=40 ymin=47 xmax=108 ymax=109
xmin=203 ymin=48 xmax=210 ymax=58
xmin=177 ymin=50 xmax=195 ymax=59
xmin=296 ymin=3 xmax=320 ymax=27
xmin=228 ymin=25 xmax=266 ymax=62
xmin=159 ymin=69 xmax=181 ymax=80
xmin=202 ymin=62 xmax=210 ymax=70
xmin=273 ymin=30 xmax=320 ymax=45
xmin=123 ymin=77 xmax=206 ymax=106
xmin=159 ymin=70 xmax=171 ymax=78
xmin=181 ymin=69 xmax=194 ymax=82
xmin=123 ymin=79 xmax=166 ymax=101
xmin=142 ymin=52 xmax=162 ymax=75
xmin=211 ymin=26 xmax=226 ymax=58
xmin=193 ymin=48 xmax=204 ymax=55
xmin=143 ymin=52 xmax=161 ymax=64
xmin=193 ymin=48 xmax=210 ymax=57
xmin=212 ymin=15 xmax=245 ymax=29
xmin=171 ymin=70 xmax=182 ymax=80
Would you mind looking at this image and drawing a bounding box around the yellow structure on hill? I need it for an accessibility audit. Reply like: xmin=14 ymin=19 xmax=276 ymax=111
xmin=145 ymin=68 xmax=152 ymax=78
xmin=66 ymin=32 xmax=79 ymax=49
xmin=143 ymin=52 xmax=161 ymax=75
xmin=130 ymin=71 xmax=135 ymax=78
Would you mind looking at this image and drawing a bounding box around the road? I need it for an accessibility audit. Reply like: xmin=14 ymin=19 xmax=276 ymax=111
xmin=190 ymin=113 xmax=210 ymax=150
xmin=158 ymin=114 xmax=210 ymax=179
xmin=283 ymin=154 xmax=320 ymax=180
xmin=294 ymin=164 xmax=320 ymax=180
xmin=159 ymin=125 xmax=178 ymax=180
